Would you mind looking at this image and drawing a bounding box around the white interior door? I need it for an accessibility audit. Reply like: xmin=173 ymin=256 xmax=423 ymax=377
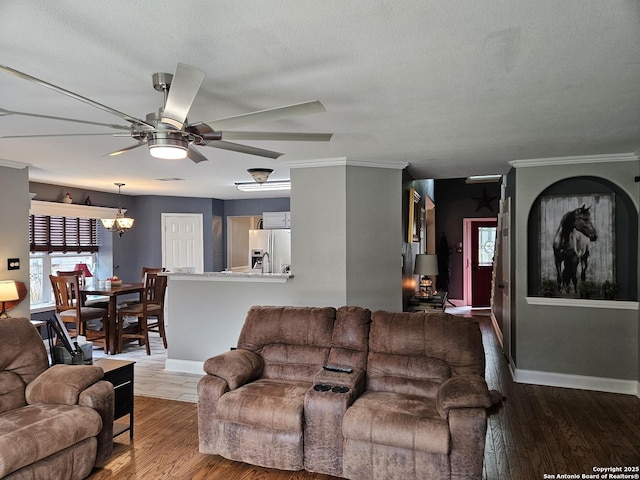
xmin=162 ymin=213 xmax=204 ymax=273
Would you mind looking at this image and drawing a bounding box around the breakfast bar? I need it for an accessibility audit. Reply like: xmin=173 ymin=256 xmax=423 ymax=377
xmin=162 ymin=271 xmax=297 ymax=374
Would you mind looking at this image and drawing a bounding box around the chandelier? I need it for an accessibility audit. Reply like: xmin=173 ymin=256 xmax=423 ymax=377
xmin=101 ymin=183 xmax=134 ymax=236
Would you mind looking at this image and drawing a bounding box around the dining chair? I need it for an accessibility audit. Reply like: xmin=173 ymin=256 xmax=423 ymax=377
xmin=56 ymin=269 xmax=86 ymax=285
xmin=141 ymin=266 xmax=166 ymax=282
xmin=49 ymin=274 xmax=108 ymax=352
xmin=117 ymin=273 xmax=168 ymax=355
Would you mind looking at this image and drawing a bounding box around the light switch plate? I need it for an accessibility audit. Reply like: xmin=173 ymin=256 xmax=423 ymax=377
xmin=8 ymin=258 xmax=20 ymax=270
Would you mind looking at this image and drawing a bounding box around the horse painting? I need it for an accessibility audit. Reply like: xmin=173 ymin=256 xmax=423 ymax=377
xmin=552 ymin=205 xmax=598 ymax=293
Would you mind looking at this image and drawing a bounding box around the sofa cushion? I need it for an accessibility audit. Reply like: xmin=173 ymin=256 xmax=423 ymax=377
xmin=370 ymin=311 xmax=485 ymax=376
xmin=342 ymin=391 xmax=450 ymax=455
xmin=326 ymin=306 xmax=371 ymax=369
xmin=0 ymin=403 xmax=102 ymax=477
xmin=0 ymin=371 xmax=26 ymax=414
xmin=261 ymin=344 xmax=329 ymax=381
xmin=367 ymin=352 xmax=450 ymax=398
xmin=216 ymin=379 xmax=310 ymax=432
xmin=238 ymin=306 xmax=335 ymax=353
xmin=0 ymin=319 xmax=49 ymax=387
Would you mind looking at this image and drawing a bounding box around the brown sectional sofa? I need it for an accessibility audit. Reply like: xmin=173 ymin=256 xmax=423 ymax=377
xmin=0 ymin=318 xmax=114 ymax=480
xmin=198 ymin=306 xmax=499 ymax=480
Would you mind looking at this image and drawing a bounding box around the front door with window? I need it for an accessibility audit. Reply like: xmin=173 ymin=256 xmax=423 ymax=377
xmin=470 ymin=221 xmax=497 ymax=307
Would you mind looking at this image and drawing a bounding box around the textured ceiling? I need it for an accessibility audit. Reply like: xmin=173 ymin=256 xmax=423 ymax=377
xmin=1 ymin=1 xmax=639 ymax=199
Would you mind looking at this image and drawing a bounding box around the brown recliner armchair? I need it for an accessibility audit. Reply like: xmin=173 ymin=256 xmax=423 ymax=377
xmin=342 ymin=311 xmax=495 ymax=480
xmin=0 ymin=318 xmax=114 ymax=480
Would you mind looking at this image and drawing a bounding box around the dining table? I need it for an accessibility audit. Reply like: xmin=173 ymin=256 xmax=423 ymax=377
xmin=80 ymin=281 xmax=144 ymax=355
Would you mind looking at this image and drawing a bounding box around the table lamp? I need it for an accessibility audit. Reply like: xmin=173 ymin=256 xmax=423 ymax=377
xmin=0 ymin=280 xmax=19 ymax=318
xmin=414 ymin=254 xmax=438 ymax=297
xmin=74 ymin=263 xmax=93 ymax=281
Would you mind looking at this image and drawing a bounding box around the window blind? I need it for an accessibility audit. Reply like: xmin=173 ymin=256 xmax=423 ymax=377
xmin=29 ymin=214 xmax=100 ymax=252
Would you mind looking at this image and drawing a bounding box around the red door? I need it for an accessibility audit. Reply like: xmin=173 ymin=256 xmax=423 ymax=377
xmin=471 ymin=221 xmax=497 ymax=307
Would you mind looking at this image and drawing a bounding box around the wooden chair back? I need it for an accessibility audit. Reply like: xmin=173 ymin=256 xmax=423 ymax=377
xmin=49 ymin=274 xmax=83 ymax=314
xmin=141 ymin=267 xmax=166 ymax=282
xmin=143 ymin=273 xmax=167 ymax=308
xmin=56 ymin=269 xmax=86 ymax=286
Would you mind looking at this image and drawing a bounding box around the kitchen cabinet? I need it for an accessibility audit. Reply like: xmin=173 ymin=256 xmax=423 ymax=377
xmin=262 ymin=211 xmax=291 ymax=229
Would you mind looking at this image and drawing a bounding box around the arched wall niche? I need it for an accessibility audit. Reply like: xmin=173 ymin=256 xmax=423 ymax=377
xmin=527 ymin=175 xmax=637 ymax=300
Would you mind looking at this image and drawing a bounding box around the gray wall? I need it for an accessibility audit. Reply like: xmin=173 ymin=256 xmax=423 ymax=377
xmin=290 ymin=163 xmax=402 ymax=311
xmin=0 ymin=164 xmax=30 ymax=318
xmin=346 ymin=166 xmax=402 ymax=308
xmin=511 ymin=158 xmax=639 ymax=383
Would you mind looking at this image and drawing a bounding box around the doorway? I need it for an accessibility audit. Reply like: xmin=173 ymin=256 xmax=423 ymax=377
xmin=463 ymin=218 xmax=497 ymax=307
xmin=161 ymin=213 xmax=204 ymax=273
xmin=226 ymin=216 xmax=262 ymax=271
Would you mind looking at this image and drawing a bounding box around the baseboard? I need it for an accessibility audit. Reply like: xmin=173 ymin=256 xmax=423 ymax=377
xmin=513 ymin=367 xmax=639 ymax=397
xmin=165 ymin=358 xmax=204 ymax=375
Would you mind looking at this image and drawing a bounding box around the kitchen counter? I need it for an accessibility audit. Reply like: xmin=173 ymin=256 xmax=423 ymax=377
xmin=163 ymin=271 xmax=293 ymax=283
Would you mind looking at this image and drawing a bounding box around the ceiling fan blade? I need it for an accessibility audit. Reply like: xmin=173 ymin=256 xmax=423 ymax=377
xmin=203 ymin=100 xmax=326 ymax=131
xmin=105 ymin=142 xmax=146 ymax=157
xmin=0 ymin=108 xmax=131 ymax=130
xmin=0 ymin=65 xmax=155 ymax=129
xmin=187 ymin=145 xmax=208 ymax=164
xmin=206 ymin=140 xmax=283 ymax=159
xmin=161 ymin=63 xmax=205 ymax=130
xmin=220 ymin=131 xmax=333 ymax=142
xmin=1 ymin=132 xmax=118 ymax=139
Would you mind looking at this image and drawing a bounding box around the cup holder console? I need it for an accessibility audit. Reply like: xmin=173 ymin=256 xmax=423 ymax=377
xmin=313 ymin=384 xmax=350 ymax=393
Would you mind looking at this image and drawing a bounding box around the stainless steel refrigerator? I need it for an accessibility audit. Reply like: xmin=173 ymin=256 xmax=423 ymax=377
xmin=248 ymin=229 xmax=291 ymax=273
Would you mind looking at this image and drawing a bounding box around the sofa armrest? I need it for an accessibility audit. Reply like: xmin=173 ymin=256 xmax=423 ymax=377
xmin=436 ymin=374 xmax=492 ymax=419
xmin=25 ymin=364 xmax=104 ymax=405
xmin=79 ymin=380 xmax=115 ymax=467
xmin=203 ymin=349 xmax=263 ymax=390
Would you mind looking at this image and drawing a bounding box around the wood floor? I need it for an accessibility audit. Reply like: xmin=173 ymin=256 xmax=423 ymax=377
xmin=89 ymin=316 xmax=640 ymax=479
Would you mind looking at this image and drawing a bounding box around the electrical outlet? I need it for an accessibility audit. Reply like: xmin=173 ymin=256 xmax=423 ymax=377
xmin=8 ymin=258 xmax=20 ymax=270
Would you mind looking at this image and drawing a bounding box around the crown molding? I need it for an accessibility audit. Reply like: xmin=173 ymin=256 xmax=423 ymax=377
xmin=285 ymin=157 xmax=408 ymax=170
xmin=509 ymin=153 xmax=638 ymax=168
xmin=0 ymin=158 xmax=30 ymax=169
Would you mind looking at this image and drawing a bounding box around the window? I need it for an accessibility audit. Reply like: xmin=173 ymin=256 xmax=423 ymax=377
xmin=29 ymin=213 xmax=100 ymax=308
xmin=30 ymin=214 xmax=99 ymax=252
xmin=477 ymin=226 xmax=496 ymax=267
xmin=30 ymin=252 xmax=96 ymax=308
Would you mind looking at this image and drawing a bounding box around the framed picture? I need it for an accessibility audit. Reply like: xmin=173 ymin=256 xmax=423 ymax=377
xmin=539 ymin=193 xmax=615 ymax=298
xmin=408 ymin=187 xmax=421 ymax=243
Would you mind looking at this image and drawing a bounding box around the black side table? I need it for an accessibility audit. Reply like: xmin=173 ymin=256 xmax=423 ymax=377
xmin=94 ymin=358 xmax=135 ymax=439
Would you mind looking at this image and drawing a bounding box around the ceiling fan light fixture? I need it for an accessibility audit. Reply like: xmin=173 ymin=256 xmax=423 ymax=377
xmin=148 ymin=134 xmax=189 ymax=159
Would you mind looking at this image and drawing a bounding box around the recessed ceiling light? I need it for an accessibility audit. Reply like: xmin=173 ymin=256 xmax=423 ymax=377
xmin=156 ymin=178 xmax=186 ymax=182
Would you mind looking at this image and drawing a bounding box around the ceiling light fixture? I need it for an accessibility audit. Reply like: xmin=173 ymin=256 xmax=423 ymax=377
xmin=101 ymin=183 xmax=135 ymax=236
xmin=235 ymin=180 xmax=291 ymax=192
xmin=247 ymin=168 xmax=274 ymax=183
xmin=236 ymin=168 xmax=290 ymax=192
xmin=148 ymin=133 xmax=189 ymax=160
xmin=465 ymin=174 xmax=503 ymax=184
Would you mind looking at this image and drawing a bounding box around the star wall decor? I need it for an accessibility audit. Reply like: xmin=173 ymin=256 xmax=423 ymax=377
xmin=472 ymin=188 xmax=499 ymax=212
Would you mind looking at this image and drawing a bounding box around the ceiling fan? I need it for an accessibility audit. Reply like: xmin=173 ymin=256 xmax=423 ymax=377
xmin=0 ymin=63 xmax=332 ymax=163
